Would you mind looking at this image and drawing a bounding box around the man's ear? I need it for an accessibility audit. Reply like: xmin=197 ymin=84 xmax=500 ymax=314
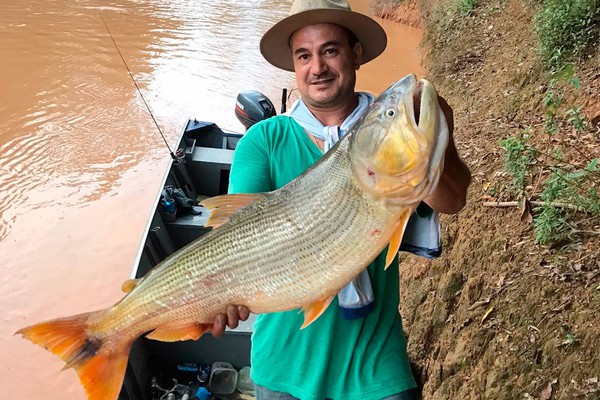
xmin=353 ymin=42 xmax=363 ymax=70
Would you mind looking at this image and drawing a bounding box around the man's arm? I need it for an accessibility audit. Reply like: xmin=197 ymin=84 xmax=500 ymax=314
xmin=424 ymin=96 xmax=471 ymax=214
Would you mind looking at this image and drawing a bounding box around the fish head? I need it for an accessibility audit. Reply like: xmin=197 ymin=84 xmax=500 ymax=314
xmin=349 ymin=74 xmax=449 ymax=205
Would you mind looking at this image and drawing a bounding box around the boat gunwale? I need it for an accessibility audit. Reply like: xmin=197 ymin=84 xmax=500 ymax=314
xmin=127 ymin=120 xmax=191 ymax=280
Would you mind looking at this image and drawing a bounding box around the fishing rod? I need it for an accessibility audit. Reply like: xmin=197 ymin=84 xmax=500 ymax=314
xmin=99 ymin=11 xmax=177 ymax=160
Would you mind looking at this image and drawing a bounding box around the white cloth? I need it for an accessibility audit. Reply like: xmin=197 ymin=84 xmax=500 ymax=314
xmin=285 ymin=92 xmax=375 ymax=151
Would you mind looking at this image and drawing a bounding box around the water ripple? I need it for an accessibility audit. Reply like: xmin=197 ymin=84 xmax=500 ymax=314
xmin=0 ymin=0 xmax=294 ymax=242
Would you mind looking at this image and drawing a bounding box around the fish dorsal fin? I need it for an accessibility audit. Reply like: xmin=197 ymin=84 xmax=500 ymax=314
xmin=146 ymin=323 xmax=212 ymax=342
xmin=300 ymin=295 xmax=335 ymax=329
xmin=121 ymin=278 xmax=140 ymax=293
xmin=200 ymin=193 xmax=265 ymax=228
xmin=385 ymin=209 xmax=413 ymax=270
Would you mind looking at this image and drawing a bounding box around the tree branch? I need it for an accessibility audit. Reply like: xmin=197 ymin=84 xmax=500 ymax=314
xmin=482 ymin=200 xmax=587 ymax=212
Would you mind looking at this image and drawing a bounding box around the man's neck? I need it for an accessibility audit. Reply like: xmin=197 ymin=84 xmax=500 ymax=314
xmin=306 ymin=94 xmax=359 ymax=126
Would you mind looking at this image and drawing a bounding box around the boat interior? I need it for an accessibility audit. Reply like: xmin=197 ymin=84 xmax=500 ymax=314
xmin=120 ymin=119 xmax=257 ymax=400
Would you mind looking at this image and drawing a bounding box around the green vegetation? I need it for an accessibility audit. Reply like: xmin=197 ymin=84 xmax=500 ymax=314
xmin=432 ymin=0 xmax=481 ymax=28
xmin=500 ymin=68 xmax=600 ymax=245
xmin=533 ymin=158 xmax=599 ymax=244
xmin=542 ymin=65 xmax=581 ymax=133
xmin=457 ymin=0 xmax=480 ymax=16
xmin=534 ymin=0 xmax=600 ymax=71
xmin=499 ymin=131 xmax=538 ymax=193
xmin=412 ymin=0 xmax=599 ymax=245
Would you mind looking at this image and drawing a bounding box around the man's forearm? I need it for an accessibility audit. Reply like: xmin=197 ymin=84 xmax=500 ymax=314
xmin=425 ymin=137 xmax=471 ymax=214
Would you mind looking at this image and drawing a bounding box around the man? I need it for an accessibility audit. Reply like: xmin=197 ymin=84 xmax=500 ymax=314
xmin=212 ymin=1 xmax=471 ymax=399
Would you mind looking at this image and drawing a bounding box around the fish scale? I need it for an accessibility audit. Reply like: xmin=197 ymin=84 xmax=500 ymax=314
xmin=104 ymin=140 xmax=389 ymax=339
xmin=16 ymin=74 xmax=449 ymax=400
xmin=99 ymin=78 xmax=428 ymax=337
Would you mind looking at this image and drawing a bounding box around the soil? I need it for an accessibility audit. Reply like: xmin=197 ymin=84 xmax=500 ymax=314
xmin=374 ymin=1 xmax=600 ymax=399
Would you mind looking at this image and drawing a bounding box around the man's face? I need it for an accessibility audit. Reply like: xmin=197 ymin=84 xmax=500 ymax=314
xmin=290 ymin=23 xmax=362 ymax=111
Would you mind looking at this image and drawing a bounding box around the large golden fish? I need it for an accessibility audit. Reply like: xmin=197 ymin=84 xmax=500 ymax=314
xmin=17 ymin=73 xmax=448 ymax=400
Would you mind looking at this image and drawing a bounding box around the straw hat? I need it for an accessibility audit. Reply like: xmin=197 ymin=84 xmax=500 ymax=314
xmin=260 ymin=0 xmax=387 ymax=72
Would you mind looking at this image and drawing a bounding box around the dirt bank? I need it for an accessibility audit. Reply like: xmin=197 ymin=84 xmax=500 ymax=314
xmin=372 ymin=0 xmax=423 ymax=27
xmin=374 ymin=1 xmax=600 ymax=399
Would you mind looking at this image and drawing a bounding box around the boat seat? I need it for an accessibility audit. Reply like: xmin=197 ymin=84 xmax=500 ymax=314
xmin=165 ymin=207 xmax=212 ymax=248
xmin=187 ymin=147 xmax=235 ymax=197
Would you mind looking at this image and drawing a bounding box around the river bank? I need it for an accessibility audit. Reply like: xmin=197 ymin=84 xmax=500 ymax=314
xmin=374 ymin=0 xmax=600 ymax=398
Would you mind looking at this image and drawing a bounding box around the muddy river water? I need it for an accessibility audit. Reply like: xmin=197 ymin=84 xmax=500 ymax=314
xmin=0 ymin=0 xmax=423 ymax=397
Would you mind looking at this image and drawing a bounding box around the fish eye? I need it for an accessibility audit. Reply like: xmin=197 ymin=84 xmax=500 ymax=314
xmin=385 ymin=108 xmax=396 ymax=117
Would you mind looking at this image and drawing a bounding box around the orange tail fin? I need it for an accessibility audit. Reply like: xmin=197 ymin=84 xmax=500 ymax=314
xmin=16 ymin=312 xmax=130 ymax=400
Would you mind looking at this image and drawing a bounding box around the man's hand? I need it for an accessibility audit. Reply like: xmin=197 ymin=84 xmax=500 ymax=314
xmin=212 ymin=305 xmax=250 ymax=337
xmin=424 ymin=95 xmax=471 ymax=214
xmin=413 ymin=86 xmax=471 ymax=215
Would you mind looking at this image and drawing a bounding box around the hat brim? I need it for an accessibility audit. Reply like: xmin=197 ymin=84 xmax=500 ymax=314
xmin=260 ymin=9 xmax=387 ymax=72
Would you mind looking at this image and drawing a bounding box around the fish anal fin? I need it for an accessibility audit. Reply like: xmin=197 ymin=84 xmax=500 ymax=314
xmin=200 ymin=193 xmax=265 ymax=228
xmin=121 ymin=278 xmax=140 ymax=293
xmin=300 ymin=296 xmax=335 ymax=329
xmin=16 ymin=311 xmax=131 ymax=400
xmin=146 ymin=323 xmax=212 ymax=342
xmin=385 ymin=209 xmax=412 ymax=270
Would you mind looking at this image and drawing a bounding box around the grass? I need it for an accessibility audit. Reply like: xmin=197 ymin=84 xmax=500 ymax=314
xmin=457 ymin=0 xmax=479 ymax=16
xmin=414 ymin=0 xmax=599 ymax=245
xmin=501 ymin=132 xmax=600 ymax=244
xmin=534 ymin=0 xmax=600 ymax=71
xmin=499 ymin=131 xmax=538 ymax=193
xmin=500 ymin=69 xmax=600 ymax=245
xmin=533 ymin=159 xmax=600 ymax=244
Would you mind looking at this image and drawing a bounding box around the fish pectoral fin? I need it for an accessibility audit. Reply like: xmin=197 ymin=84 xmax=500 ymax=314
xmin=121 ymin=278 xmax=140 ymax=293
xmin=146 ymin=323 xmax=212 ymax=342
xmin=200 ymin=193 xmax=265 ymax=228
xmin=300 ymin=295 xmax=335 ymax=329
xmin=385 ymin=209 xmax=412 ymax=270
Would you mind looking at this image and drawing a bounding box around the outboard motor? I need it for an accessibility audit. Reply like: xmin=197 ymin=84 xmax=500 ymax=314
xmin=235 ymin=90 xmax=276 ymax=131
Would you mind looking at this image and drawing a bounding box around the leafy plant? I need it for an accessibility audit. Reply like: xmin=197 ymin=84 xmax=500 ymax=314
xmin=499 ymin=131 xmax=538 ymax=194
xmin=533 ymin=204 xmax=568 ymax=245
xmin=566 ymin=106 xmax=586 ymax=131
xmin=499 ymin=66 xmax=599 ymax=245
xmin=561 ymin=332 xmax=579 ymax=347
xmin=534 ymin=0 xmax=600 ymax=71
xmin=534 ymin=159 xmax=600 ymax=244
xmin=543 ymin=65 xmax=581 ymax=133
xmin=457 ymin=0 xmax=479 ymax=16
xmin=543 ymin=85 xmax=562 ymax=134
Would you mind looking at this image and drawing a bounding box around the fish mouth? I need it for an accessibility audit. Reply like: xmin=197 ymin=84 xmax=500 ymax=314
xmin=349 ymin=74 xmax=448 ymax=204
xmin=413 ymin=80 xmax=424 ymax=125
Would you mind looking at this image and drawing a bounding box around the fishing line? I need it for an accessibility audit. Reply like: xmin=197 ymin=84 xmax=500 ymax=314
xmin=99 ymin=11 xmax=177 ymax=160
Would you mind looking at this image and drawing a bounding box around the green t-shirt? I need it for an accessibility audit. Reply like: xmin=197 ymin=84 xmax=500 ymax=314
xmin=228 ymin=116 xmax=416 ymax=400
